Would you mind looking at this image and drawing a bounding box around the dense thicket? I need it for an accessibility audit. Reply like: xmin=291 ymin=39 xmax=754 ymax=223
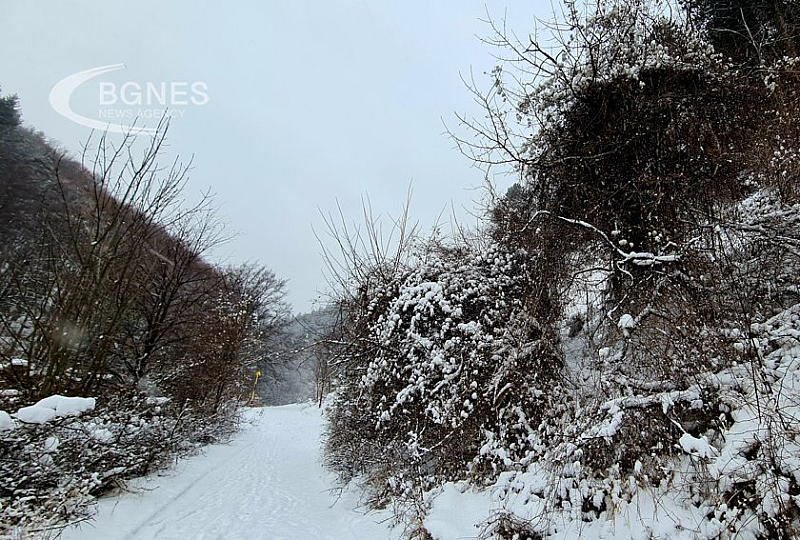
xmin=324 ymin=1 xmax=800 ymax=538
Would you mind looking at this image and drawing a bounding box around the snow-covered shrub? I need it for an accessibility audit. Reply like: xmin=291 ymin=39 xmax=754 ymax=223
xmin=483 ymin=3 xmax=769 ymax=389
xmin=458 ymin=285 xmax=800 ymax=538
xmin=483 ymin=0 xmax=800 ymax=386
xmin=326 ymin=242 xmax=562 ymax=501
xmin=485 ymin=1 xmax=766 ymax=258
xmin=0 ymin=391 xmax=240 ymax=537
xmin=482 ymin=184 xmax=800 ymax=539
xmin=425 ymin=193 xmax=800 ymax=539
xmin=538 ymin=66 xmax=759 ymax=251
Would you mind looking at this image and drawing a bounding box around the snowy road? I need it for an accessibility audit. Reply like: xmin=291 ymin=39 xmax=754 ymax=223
xmin=61 ymin=405 xmax=397 ymax=540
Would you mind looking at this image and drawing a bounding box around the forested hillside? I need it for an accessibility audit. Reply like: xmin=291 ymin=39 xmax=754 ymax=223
xmin=0 ymin=96 xmax=290 ymax=535
xmin=321 ymin=1 xmax=800 ymax=538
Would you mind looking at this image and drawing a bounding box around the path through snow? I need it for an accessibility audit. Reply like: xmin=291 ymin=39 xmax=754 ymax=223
xmin=61 ymin=404 xmax=397 ymax=540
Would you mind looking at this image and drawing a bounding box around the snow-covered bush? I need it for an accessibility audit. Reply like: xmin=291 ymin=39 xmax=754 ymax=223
xmin=326 ymin=242 xmax=563 ymax=501
xmin=405 ymin=192 xmax=800 ymax=539
xmin=0 ymin=391 xmax=240 ymax=537
xmin=450 ymin=280 xmax=800 ymax=539
xmin=484 ymin=2 xmax=768 ymax=255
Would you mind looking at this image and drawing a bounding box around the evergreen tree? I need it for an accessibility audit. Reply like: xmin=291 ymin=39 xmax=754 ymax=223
xmin=0 ymin=88 xmax=21 ymax=127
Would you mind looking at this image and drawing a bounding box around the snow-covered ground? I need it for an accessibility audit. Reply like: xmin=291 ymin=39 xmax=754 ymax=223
xmin=60 ymin=404 xmax=397 ymax=540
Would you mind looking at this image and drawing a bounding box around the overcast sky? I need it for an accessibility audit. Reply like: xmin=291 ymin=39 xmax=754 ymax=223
xmin=1 ymin=1 xmax=551 ymax=312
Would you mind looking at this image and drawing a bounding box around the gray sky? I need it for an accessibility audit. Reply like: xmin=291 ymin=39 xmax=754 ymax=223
xmin=1 ymin=1 xmax=550 ymax=312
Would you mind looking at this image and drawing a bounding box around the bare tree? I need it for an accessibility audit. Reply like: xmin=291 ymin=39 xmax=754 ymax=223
xmin=0 ymin=119 xmax=226 ymax=399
